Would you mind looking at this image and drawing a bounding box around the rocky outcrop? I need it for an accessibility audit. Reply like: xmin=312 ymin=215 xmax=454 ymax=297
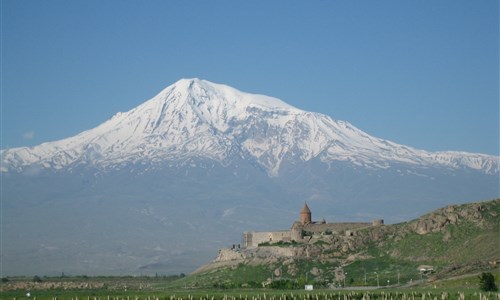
xmin=198 ymin=199 xmax=499 ymax=276
xmin=215 ymin=248 xmax=245 ymax=261
xmin=409 ymin=202 xmax=494 ymax=235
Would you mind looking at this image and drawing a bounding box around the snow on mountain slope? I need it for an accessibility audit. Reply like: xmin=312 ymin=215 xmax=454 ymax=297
xmin=1 ymin=78 xmax=498 ymax=175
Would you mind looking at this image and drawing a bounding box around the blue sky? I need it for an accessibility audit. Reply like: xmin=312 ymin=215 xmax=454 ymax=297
xmin=2 ymin=0 xmax=499 ymax=155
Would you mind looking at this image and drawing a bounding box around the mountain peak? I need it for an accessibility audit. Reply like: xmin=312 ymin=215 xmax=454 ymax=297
xmin=2 ymin=79 xmax=498 ymax=277
xmin=172 ymin=77 xmax=203 ymax=91
xmin=166 ymin=78 xmax=300 ymax=113
xmin=1 ymin=79 xmax=498 ymax=175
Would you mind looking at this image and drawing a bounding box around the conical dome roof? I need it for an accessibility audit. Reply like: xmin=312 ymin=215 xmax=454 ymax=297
xmin=301 ymin=202 xmax=311 ymax=213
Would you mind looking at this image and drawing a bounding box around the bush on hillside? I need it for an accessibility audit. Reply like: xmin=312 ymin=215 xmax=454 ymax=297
xmin=479 ymin=272 xmax=498 ymax=292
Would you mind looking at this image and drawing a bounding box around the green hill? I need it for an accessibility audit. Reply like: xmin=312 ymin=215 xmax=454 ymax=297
xmin=169 ymin=199 xmax=499 ymax=289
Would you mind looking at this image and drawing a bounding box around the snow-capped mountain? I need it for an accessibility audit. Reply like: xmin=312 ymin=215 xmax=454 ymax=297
xmin=2 ymin=78 xmax=498 ymax=175
xmin=1 ymin=79 xmax=498 ymax=276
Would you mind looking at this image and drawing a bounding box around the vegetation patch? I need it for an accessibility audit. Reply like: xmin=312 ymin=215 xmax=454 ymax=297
xmin=258 ymin=240 xmax=301 ymax=247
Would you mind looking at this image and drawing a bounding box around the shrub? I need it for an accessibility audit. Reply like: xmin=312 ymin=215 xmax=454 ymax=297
xmin=314 ymin=240 xmax=329 ymax=245
xmin=479 ymin=272 xmax=498 ymax=292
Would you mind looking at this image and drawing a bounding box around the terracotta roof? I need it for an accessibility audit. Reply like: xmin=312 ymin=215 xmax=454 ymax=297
xmin=300 ymin=203 xmax=311 ymax=213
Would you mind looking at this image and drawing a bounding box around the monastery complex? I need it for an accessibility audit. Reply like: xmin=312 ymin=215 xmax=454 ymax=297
xmin=242 ymin=203 xmax=384 ymax=248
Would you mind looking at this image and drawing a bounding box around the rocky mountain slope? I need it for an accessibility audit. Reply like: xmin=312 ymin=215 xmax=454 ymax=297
xmin=2 ymin=79 xmax=498 ymax=175
xmin=1 ymin=79 xmax=498 ymax=276
xmin=181 ymin=199 xmax=500 ymax=289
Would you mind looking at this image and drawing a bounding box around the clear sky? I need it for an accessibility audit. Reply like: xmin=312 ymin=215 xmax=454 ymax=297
xmin=2 ymin=0 xmax=499 ymax=155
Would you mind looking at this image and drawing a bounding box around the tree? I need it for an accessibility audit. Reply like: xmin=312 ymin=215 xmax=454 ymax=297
xmin=33 ymin=275 xmax=42 ymax=283
xmin=479 ymin=272 xmax=498 ymax=292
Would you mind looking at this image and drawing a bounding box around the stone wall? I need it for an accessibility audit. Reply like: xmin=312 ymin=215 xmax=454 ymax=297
xmin=242 ymin=230 xmax=291 ymax=248
xmin=242 ymin=222 xmax=382 ymax=248
xmin=304 ymin=222 xmax=372 ymax=234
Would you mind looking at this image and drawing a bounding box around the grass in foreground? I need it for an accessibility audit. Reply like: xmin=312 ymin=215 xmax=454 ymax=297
xmin=2 ymin=272 xmax=500 ymax=300
xmin=1 ymin=289 xmax=500 ymax=300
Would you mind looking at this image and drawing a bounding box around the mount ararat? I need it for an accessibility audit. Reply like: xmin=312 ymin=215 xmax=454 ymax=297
xmin=2 ymin=79 xmax=497 ymax=175
xmin=1 ymin=79 xmax=498 ymax=276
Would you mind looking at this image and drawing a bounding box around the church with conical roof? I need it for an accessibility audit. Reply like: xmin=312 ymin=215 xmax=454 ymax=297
xmin=300 ymin=202 xmax=312 ymax=225
xmin=242 ymin=203 xmax=383 ymax=248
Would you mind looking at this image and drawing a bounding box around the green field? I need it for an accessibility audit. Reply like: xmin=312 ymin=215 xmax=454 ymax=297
xmin=1 ymin=273 xmax=499 ymax=300
xmin=1 ymin=289 xmax=499 ymax=300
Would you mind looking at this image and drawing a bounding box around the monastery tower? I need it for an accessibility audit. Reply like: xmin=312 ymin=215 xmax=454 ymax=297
xmin=300 ymin=202 xmax=312 ymax=225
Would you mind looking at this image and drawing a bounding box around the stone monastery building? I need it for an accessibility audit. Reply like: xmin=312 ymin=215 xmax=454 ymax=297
xmin=242 ymin=203 xmax=384 ymax=248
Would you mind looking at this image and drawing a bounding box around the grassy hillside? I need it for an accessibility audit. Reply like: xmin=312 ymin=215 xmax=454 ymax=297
xmin=170 ymin=199 xmax=499 ymax=289
xmin=381 ymin=199 xmax=499 ymax=268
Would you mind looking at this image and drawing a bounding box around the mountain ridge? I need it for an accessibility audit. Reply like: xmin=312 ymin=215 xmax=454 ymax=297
xmin=2 ymin=78 xmax=498 ymax=175
xmin=1 ymin=79 xmax=499 ymax=276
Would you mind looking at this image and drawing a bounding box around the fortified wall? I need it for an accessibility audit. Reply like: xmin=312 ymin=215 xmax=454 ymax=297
xmin=242 ymin=230 xmax=292 ymax=248
xmin=242 ymin=203 xmax=384 ymax=248
xmin=304 ymin=222 xmax=372 ymax=234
